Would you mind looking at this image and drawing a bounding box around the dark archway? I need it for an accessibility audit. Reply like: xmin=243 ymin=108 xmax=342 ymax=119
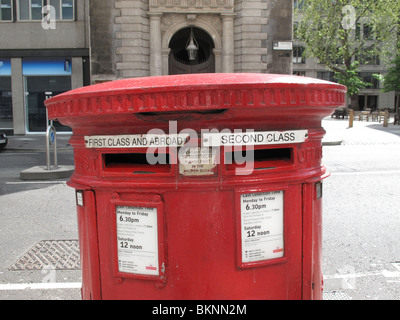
xmin=169 ymin=27 xmax=215 ymax=75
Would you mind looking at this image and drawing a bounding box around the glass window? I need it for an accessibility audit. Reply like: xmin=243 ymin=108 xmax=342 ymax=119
xmin=294 ymin=0 xmax=305 ymax=10
xmin=356 ymin=52 xmax=380 ymax=65
xmin=49 ymin=0 xmax=74 ymax=20
xmin=317 ymin=71 xmax=336 ymax=83
xmin=31 ymin=0 xmax=42 ymax=20
xmin=293 ymin=22 xmax=299 ymax=40
xmin=62 ymin=0 xmax=73 ymax=20
xmin=23 ymin=58 xmax=72 ymax=132
xmin=359 ymin=72 xmax=380 ymax=89
xmin=18 ymin=0 xmax=29 ymax=20
xmin=18 ymin=0 xmax=43 ymax=20
xmin=293 ymin=46 xmax=305 ymax=64
xmin=363 ymin=24 xmax=374 ymax=41
xmin=0 ymin=77 xmax=12 ymax=129
xmin=0 ymin=0 xmax=12 ymax=21
xmin=49 ymin=0 xmax=60 ymax=19
xmin=25 ymin=76 xmax=71 ymax=132
xmin=293 ymin=71 xmax=306 ymax=77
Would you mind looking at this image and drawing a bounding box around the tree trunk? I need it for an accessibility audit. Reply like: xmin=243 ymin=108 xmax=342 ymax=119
xmin=350 ymin=93 xmax=360 ymax=110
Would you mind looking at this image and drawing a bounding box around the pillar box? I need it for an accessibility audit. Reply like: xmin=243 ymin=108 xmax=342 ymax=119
xmin=45 ymin=73 xmax=346 ymax=300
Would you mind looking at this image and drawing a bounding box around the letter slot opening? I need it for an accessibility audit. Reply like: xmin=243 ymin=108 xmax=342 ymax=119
xmin=103 ymin=153 xmax=171 ymax=175
xmin=225 ymin=147 xmax=293 ymax=173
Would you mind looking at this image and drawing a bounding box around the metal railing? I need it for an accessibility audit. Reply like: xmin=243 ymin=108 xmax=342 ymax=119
xmin=46 ymin=121 xmax=58 ymax=170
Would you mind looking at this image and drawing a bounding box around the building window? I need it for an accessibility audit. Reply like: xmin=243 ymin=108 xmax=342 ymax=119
xmin=23 ymin=58 xmax=72 ymax=132
xmin=293 ymin=22 xmax=299 ymax=40
xmin=293 ymin=71 xmax=306 ymax=77
xmin=0 ymin=59 xmax=12 ymax=130
xmin=356 ymin=52 xmax=380 ymax=66
xmin=294 ymin=0 xmax=306 ymax=10
xmin=0 ymin=77 xmax=12 ymax=129
xmin=356 ymin=23 xmax=375 ymax=41
xmin=49 ymin=0 xmax=74 ymax=20
xmin=293 ymin=46 xmax=306 ymax=64
xmin=363 ymin=24 xmax=374 ymax=41
xmin=317 ymin=71 xmax=336 ymax=82
xmin=19 ymin=0 xmax=43 ymax=20
xmin=18 ymin=0 xmax=74 ymax=21
xmin=0 ymin=0 xmax=12 ymax=21
xmin=359 ymin=72 xmax=380 ymax=89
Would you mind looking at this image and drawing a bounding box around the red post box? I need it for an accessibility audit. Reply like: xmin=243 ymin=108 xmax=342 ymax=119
xmin=45 ymin=73 xmax=346 ymax=300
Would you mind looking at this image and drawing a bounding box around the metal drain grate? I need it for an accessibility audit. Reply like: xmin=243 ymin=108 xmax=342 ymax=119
xmin=9 ymin=240 xmax=80 ymax=271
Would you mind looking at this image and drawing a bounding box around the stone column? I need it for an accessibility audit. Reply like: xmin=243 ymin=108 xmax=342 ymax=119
xmin=148 ymin=12 xmax=163 ymax=76
xmin=11 ymin=58 xmax=25 ymax=135
xmin=214 ymin=49 xmax=222 ymax=73
xmin=162 ymin=48 xmax=170 ymax=76
xmin=221 ymin=13 xmax=235 ymax=73
xmin=71 ymin=57 xmax=84 ymax=89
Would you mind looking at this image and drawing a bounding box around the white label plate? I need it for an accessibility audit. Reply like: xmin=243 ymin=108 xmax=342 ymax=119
xmin=85 ymin=134 xmax=189 ymax=148
xmin=116 ymin=206 xmax=159 ymax=276
xmin=179 ymin=147 xmax=217 ymax=176
xmin=76 ymin=191 xmax=84 ymax=207
xmin=241 ymin=191 xmax=284 ymax=263
xmin=203 ymin=130 xmax=308 ymax=147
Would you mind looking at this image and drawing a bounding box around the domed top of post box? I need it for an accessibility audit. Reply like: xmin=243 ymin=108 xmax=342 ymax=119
xmin=45 ymin=73 xmax=346 ymax=121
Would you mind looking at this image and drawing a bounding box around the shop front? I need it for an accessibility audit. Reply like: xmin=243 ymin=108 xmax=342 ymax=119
xmin=23 ymin=57 xmax=72 ymax=133
xmin=0 ymin=59 xmax=12 ymax=132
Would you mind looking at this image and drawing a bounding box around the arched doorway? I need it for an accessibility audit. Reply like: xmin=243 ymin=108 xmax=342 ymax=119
xmin=168 ymin=27 xmax=215 ymax=75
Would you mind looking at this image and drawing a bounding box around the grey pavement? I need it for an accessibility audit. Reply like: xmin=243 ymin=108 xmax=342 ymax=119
xmin=0 ymin=117 xmax=399 ymax=300
xmin=4 ymin=134 xmax=75 ymax=180
xmin=322 ymin=117 xmax=400 ymax=300
xmin=322 ymin=117 xmax=400 ymax=146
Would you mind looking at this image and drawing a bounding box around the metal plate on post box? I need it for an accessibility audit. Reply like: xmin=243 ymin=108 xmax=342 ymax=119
xmin=76 ymin=190 xmax=84 ymax=207
xmin=115 ymin=206 xmax=159 ymax=276
xmin=179 ymin=147 xmax=217 ymax=176
xmin=202 ymin=130 xmax=308 ymax=147
xmin=84 ymin=134 xmax=189 ymax=149
xmin=239 ymin=191 xmax=284 ymax=266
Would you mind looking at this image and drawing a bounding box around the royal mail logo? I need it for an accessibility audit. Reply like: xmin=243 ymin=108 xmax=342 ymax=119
xmin=146 ymin=265 xmax=157 ymax=271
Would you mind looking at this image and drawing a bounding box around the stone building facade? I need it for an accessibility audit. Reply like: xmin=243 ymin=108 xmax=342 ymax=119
xmin=90 ymin=0 xmax=293 ymax=83
xmin=0 ymin=0 xmax=89 ymax=134
xmin=0 ymin=0 xmax=292 ymax=134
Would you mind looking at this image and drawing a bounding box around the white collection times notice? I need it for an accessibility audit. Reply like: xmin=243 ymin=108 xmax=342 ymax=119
xmin=240 ymin=191 xmax=284 ymax=263
xmin=116 ymin=206 xmax=159 ymax=276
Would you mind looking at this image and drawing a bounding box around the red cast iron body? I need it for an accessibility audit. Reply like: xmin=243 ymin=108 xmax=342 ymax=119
xmin=45 ymin=73 xmax=346 ymax=300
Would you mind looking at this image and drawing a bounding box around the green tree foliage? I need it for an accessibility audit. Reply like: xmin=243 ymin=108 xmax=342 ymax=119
xmin=380 ymin=53 xmax=400 ymax=115
xmin=295 ymin=0 xmax=399 ymax=108
xmin=335 ymin=61 xmax=371 ymax=96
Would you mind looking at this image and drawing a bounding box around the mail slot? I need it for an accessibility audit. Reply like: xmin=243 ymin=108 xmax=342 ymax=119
xmin=225 ymin=147 xmax=293 ymax=173
xmin=103 ymin=152 xmax=172 ymax=175
xmin=45 ymin=73 xmax=346 ymax=300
